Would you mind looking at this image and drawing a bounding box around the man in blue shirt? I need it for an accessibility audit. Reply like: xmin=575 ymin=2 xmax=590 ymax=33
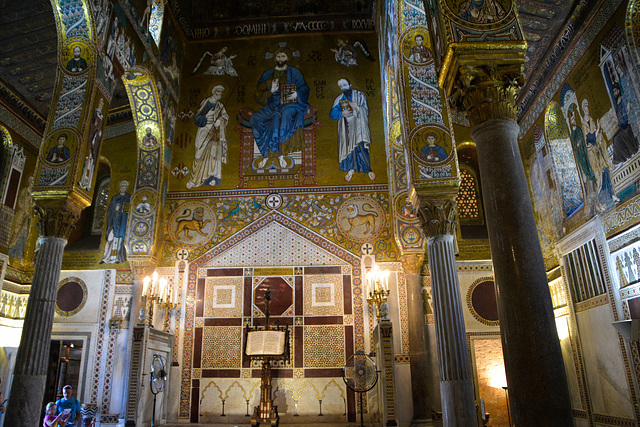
xmin=56 ymin=385 xmax=82 ymax=427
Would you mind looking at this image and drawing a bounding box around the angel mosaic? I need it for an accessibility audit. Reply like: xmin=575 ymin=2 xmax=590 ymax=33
xmin=330 ymin=38 xmax=375 ymax=67
xmin=191 ymin=47 xmax=238 ymax=76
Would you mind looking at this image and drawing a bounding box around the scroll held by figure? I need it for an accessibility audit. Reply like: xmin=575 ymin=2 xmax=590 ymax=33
xmin=186 ymin=85 xmax=228 ymax=189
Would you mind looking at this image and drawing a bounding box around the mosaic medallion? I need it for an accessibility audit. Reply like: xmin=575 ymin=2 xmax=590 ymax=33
xmin=336 ymin=195 xmax=386 ymax=243
xmin=168 ymin=201 xmax=216 ymax=248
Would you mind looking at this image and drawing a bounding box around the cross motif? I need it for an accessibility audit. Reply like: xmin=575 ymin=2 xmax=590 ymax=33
xmin=177 ymin=248 xmax=189 ymax=260
xmin=361 ymin=242 xmax=374 ymax=255
xmin=266 ymin=193 xmax=282 ymax=209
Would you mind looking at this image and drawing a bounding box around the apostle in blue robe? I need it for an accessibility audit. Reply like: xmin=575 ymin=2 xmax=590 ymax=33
xmin=101 ymin=180 xmax=131 ymax=264
xmin=330 ymin=78 xmax=375 ymax=181
xmin=611 ymin=82 xmax=639 ymax=164
xmin=420 ymin=132 xmax=448 ymax=163
xmin=47 ymin=134 xmax=71 ymax=163
xmin=250 ymin=51 xmax=310 ymax=169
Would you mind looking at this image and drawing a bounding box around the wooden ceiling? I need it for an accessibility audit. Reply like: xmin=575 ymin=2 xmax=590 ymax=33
xmin=0 ymin=0 xmax=587 ymax=132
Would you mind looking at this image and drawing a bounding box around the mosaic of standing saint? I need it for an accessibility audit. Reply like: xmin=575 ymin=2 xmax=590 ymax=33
xmin=101 ymin=180 xmax=131 ymax=264
xmin=330 ymin=78 xmax=374 ymax=181
xmin=186 ymin=85 xmax=229 ymax=189
xmin=8 ymin=176 xmax=34 ymax=261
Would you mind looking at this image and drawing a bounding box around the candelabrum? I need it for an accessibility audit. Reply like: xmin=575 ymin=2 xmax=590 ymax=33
xmin=141 ymin=272 xmax=177 ymax=329
xmin=366 ymin=265 xmax=390 ymax=319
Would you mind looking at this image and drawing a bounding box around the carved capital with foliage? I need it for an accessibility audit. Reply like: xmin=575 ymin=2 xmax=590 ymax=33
xmin=448 ymin=64 xmax=524 ymax=127
xmin=400 ymin=252 xmax=425 ymax=275
xmin=34 ymin=198 xmax=82 ymax=240
xmin=415 ymin=198 xmax=458 ymax=238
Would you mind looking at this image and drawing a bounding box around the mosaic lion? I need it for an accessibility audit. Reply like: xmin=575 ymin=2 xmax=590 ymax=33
xmin=175 ymin=207 xmax=211 ymax=239
xmin=344 ymin=203 xmax=378 ymax=235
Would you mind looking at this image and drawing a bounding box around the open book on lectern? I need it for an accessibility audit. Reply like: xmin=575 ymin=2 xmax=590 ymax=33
xmin=246 ymin=330 xmax=286 ymax=356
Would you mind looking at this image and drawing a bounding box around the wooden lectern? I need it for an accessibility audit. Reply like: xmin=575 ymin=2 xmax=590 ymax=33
xmin=244 ymin=288 xmax=290 ymax=427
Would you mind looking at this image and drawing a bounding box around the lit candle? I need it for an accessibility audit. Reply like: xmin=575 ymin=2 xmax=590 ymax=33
xmin=159 ymin=278 xmax=167 ymax=302
xmin=371 ymin=265 xmax=378 ymax=292
xmin=384 ymin=270 xmax=390 ymax=292
xmin=142 ymin=276 xmax=150 ymax=297
xmin=172 ymin=284 xmax=177 ymax=305
xmin=149 ymin=273 xmax=157 ymax=297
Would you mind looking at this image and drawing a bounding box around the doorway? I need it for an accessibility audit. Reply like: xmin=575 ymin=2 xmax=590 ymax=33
xmin=42 ymin=340 xmax=84 ymax=410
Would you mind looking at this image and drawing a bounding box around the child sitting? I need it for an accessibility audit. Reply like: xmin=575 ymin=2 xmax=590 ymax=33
xmin=43 ymin=402 xmax=69 ymax=427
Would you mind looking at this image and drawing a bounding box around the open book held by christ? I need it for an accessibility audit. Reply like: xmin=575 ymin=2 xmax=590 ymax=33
xmin=246 ymin=330 xmax=286 ymax=356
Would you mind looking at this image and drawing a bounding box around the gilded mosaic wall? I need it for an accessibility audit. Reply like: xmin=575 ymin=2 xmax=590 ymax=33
xmin=523 ymin=2 xmax=640 ymax=265
xmin=171 ymin=32 xmax=384 ymax=191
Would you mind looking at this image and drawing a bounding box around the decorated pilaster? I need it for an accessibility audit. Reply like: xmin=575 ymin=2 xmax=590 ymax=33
xmin=415 ymin=195 xmax=476 ymax=427
xmin=4 ymin=198 xmax=82 ymax=426
xmin=400 ymin=253 xmax=435 ymax=426
xmin=375 ymin=318 xmax=398 ymax=427
xmin=434 ymin=0 xmax=574 ymax=423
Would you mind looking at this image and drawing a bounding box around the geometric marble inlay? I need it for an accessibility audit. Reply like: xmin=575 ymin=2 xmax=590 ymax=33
xmin=202 ymin=326 xmax=242 ymax=368
xmin=303 ymin=325 xmax=345 ymax=367
xmin=467 ymin=277 xmax=499 ymax=326
xmin=305 ymin=274 xmax=343 ymax=316
xmin=254 ymin=276 xmax=293 ymax=316
xmin=213 ymin=285 xmax=235 ymax=308
xmin=201 ymin=221 xmax=349 ymax=267
xmin=312 ymin=283 xmax=334 ymax=306
xmin=55 ymin=277 xmax=88 ymax=317
xmin=204 ymin=277 xmax=243 ymax=318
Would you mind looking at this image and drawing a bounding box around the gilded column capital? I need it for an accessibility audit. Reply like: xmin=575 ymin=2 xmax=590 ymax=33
xmin=129 ymin=260 xmax=156 ymax=282
xmin=449 ymin=64 xmax=525 ymax=127
xmin=34 ymin=198 xmax=82 ymax=240
xmin=401 ymin=253 xmax=425 ymax=275
xmin=415 ymin=198 xmax=458 ymax=238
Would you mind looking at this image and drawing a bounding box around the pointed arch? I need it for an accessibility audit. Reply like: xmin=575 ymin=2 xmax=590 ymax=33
xmin=121 ymin=67 xmax=166 ymax=261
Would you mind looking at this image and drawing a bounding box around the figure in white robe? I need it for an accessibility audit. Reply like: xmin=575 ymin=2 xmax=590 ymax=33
xmin=330 ymin=78 xmax=375 ymax=181
xmin=186 ymin=85 xmax=229 ymax=189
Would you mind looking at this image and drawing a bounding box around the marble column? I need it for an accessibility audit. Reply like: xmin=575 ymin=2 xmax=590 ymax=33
xmin=401 ymin=253 xmax=434 ymax=426
xmin=471 ymin=118 xmax=573 ymax=425
xmin=4 ymin=201 xmax=81 ymax=427
xmin=416 ymin=199 xmax=477 ymax=427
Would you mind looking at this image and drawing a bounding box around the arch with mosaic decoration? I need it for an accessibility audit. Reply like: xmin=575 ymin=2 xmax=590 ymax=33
xmin=121 ymin=67 xmax=167 ymax=261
